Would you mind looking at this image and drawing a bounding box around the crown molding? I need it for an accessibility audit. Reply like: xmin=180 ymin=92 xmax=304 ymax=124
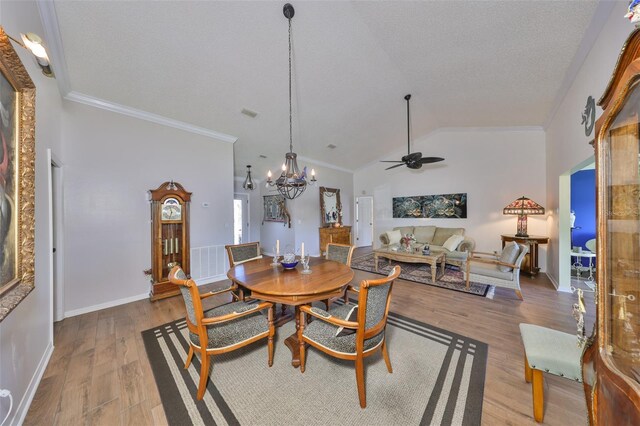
xmin=37 ymin=0 xmax=71 ymax=95
xmin=65 ymin=91 xmax=237 ymax=143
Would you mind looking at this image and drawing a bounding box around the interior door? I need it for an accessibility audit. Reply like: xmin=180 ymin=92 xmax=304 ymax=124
xmin=356 ymin=196 xmax=373 ymax=247
xmin=233 ymin=193 xmax=249 ymax=244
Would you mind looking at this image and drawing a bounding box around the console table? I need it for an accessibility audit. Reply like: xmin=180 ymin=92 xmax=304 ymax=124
xmin=501 ymin=234 xmax=549 ymax=276
xmin=319 ymin=226 xmax=351 ymax=255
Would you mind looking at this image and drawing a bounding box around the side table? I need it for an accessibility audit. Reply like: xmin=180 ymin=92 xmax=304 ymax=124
xmin=501 ymin=234 xmax=549 ymax=276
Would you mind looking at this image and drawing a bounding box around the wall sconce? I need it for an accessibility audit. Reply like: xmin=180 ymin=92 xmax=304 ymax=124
xmin=7 ymin=32 xmax=54 ymax=77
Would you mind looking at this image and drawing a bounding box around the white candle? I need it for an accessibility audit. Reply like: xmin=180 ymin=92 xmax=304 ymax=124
xmin=276 ymin=240 xmax=280 ymax=254
xmin=301 ymin=242 xmax=305 ymax=258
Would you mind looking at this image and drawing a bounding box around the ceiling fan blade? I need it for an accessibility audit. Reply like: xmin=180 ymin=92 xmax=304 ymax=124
xmin=385 ymin=163 xmax=406 ymax=170
xmin=380 ymin=160 xmax=404 ymax=163
xmin=419 ymin=157 xmax=445 ymax=164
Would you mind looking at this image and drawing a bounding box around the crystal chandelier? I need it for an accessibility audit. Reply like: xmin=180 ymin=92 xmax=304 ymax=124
xmin=266 ymin=3 xmax=317 ymax=199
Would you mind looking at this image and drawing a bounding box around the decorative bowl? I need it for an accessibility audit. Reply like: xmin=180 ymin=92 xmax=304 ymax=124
xmin=281 ymin=261 xmax=299 ymax=270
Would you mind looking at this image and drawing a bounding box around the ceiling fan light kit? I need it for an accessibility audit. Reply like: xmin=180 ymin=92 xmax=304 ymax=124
xmin=381 ymin=94 xmax=444 ymax=170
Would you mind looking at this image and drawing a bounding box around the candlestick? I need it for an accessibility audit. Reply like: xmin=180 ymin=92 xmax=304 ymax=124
xmin=276 ymin=239 xmax=280 ymax=254
xmin=301 ymin=242 xmax=304 ymax=258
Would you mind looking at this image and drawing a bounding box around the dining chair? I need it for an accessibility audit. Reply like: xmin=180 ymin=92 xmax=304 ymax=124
xmin=168 ymin=265 xmax=275 ymax=400
xmin=225 ymin=241 xmax=262 ymax=299
xmin=324 ymin=243 xmax=356 ymax=305
xmin=297 ymin=265 xmax=401 ymax=408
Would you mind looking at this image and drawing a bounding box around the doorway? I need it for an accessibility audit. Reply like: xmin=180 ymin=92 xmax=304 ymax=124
xmin=233 ymin=193 xmax=249 ymax=244
xmin=355 ymin=196 xmax=373 ymax=247
xmin=48 ymin=150 xmax=64 ymax=324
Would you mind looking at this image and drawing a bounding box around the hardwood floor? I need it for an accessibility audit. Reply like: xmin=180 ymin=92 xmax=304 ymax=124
xmin=25 ymin=247 xmax=594 ymax=425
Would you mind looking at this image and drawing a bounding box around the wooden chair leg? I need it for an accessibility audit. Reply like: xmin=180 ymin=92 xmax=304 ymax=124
xmin=267 ymin=306 xmax=274 ymax=367
xmin=532 ymin=369 xmax=544 ymax=422
xmin=355 ymin=356 xmax=366 ymax=408
xmin=524 ymin=354 xmax=532 ymax=383
xmin=185 ymin=345 xmax=194 ymax=369
xmin=381 ymin=339 xmax=393 ymax=373
xmin=323 ymin=299 xmax=330 ymax=311
xmin=197 ymin=351 xmax=210 ymax=400
xmin=515 ymin=290 xmax=524 ymax=300
xmin=299 ymin=310 xmax=307 ymax=373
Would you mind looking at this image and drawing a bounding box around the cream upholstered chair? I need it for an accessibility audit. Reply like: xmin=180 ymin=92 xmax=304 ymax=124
xmin=298 ymin=266 xmax=401 ymax=408
xmin=168 ymin=266 xmax=275 ymax=400
xmin=585 ymin=238 xmax=596 ymax=253
xmin=463 ymin=243 xmax=529 ymax=300
xmin=519 ymin=324 xmax=584 ymax=422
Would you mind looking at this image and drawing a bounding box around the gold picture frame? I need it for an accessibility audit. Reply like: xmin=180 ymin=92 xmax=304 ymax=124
xmin=0 ymin=27 xmax=36 ymax=322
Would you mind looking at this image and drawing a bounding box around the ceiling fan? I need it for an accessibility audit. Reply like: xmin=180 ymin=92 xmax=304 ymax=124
xmin=381 ymin=94 xmax=444 ymax=170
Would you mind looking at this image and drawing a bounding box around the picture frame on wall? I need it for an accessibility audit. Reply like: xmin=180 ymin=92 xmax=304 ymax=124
xmin=263 ymin=194 xmax=291 ymax=227
xmin=393 ymin=193 xmax=467 ymax=219
xmin=0 ymin=27 xmax=36 ymax=322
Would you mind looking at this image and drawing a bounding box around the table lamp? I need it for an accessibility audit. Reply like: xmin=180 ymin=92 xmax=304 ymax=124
xmin=503 ymin=196 xmax=545 ymax=237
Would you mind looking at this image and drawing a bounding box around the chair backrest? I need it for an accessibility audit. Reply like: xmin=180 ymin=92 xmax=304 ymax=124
xmin=356 ymin=266 xmax=401 ymax=340
xmin=325 ymin=243 xmax=355 ymax=266
xmin=168 ymin=266 xmax=203 ymax=327
xmin=585 ymin=238 xmax=596 ymax=253
xmin=226 ymin=242 xmax=261 ymax=266
xmin=513 ymin=244 xmax=529 ymax=271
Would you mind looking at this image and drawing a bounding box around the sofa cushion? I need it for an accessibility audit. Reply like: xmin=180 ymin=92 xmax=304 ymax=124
xmin=394 ymin=226 xmax=414 ymax=237
xmin=386 ymin=229 xmax=402 ymax=245
xmin=432 ymin=228 xmax=465 ymax=246
xmin=443 ymin=234 xmax=465 ymax=251
xmin=469 ymin=262 xmax=513 ymax=280
xmin=498 ymin=242 xmax=520 ymax=272
xmin=413 ymin=226 xmax=437 ymax=244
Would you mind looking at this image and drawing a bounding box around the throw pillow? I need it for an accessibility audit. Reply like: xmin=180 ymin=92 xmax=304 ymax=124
xmin=335 ymin=305 xmax=359 ymax=337
xmin=498 ymin=242 xmax=520 ymax=272
xmin=442 ymin=234 xmax=465 ymax=251
xmin=386 ymin=229 xmax=402 ymax=245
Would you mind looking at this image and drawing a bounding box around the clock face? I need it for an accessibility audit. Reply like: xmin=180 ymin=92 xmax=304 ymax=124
xmin=162 ymin=198 xmax=182 ymax=220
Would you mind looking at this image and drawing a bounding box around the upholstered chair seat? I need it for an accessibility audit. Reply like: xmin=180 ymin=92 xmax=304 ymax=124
xmin=298 ymin=266 xmax=401 ymax=408
xmin=168 ymin=266 xmax=275 ymax=400
xmin=225 ymin=242 xmax=263 ymax=300
xmin=302 ymin=304 xmax=384 ymax=354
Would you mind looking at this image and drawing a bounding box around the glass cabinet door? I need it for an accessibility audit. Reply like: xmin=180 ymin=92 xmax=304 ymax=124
xmin=603 ymin=80 xmax=640 ymax=383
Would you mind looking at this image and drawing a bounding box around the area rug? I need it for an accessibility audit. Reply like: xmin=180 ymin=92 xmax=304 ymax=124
xmin=142 ymin=309 xmax=488 ymax=426
xmin=351 ymin=253 xmax=492 ymax=297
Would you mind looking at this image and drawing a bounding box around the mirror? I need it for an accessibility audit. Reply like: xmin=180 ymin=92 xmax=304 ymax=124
xmin=320 ymin=187 xmax=341 ymax=227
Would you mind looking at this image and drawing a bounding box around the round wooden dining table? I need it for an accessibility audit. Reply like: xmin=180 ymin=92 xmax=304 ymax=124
xmin=227 ymin=256 xmax=354 ymax=367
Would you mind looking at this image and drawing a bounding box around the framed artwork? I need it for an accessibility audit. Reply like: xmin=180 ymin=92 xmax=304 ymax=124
xmin=0 ymin=27 xmax=36 ymax=322
xmin=393 ymin=193 xmax=467 ymax=219
xmin=263 ymin=195 xmax=291 ymax=227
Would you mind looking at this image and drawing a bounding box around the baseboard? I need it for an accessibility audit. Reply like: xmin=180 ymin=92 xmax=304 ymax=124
xmin=64 ymin=292 xmax=149 ymax=318
xmin=545 ymin=272 xmax=560 ymax=290
xmin=193 ymin=274 xmax=228 ymax=286
xmin=12 ymin=341 xmax=54 ymax=426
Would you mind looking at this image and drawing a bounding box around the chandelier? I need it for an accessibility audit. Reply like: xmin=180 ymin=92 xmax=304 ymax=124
xmin=266 ymin=3 xmax=316 ymax=199
xmin=242 ymin=165 xmax=255 ymax=190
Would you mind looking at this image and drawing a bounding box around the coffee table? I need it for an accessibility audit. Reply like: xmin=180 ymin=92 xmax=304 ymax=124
xmin=373 ymin=248 xmax=446 ymax=282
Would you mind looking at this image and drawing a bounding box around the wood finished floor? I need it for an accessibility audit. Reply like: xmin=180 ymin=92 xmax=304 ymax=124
xmin=25 ymin=247 xmax=595 ymax=425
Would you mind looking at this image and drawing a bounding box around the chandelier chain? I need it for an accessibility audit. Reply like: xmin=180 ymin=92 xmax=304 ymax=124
xmin=288 ymin=17 xmax=293 ymax=154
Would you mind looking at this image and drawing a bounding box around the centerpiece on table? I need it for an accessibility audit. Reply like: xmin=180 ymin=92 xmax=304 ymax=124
xmin=400 ymin=233 xmax=416 ymax=252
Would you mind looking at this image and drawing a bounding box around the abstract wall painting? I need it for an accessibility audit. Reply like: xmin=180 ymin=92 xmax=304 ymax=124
xmin=393 ymin=193 xmax=467 ymax=219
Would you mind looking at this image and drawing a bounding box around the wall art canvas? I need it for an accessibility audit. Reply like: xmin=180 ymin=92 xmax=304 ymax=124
xmin=0 ymin=27 xmax=36 ymax=322
xmin=393 ymin=193 xmax=467 ymax=219
xmin=263 ymin=195 xmax=287 ymax=223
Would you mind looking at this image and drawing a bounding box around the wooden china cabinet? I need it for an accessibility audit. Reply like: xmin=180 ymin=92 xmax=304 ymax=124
xmin=582 ymin=28 xmax=640 ymax=424
xmin=149 ymin=181 xmax=191 ymax=301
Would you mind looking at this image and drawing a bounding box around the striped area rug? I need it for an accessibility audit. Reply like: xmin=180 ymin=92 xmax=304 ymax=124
xmin=142 ymin=309 xmax=488 ymax=425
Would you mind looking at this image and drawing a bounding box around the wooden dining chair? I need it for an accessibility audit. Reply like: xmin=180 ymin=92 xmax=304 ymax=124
xmin=225 ymin=241 xmax=262 ymax=299
xmin=297 ymin=265 xmax=401 ymax=408
xmin=323 ymin=243 xmax=356 ymax=305
xmin=168 ymin=265 xmax=275 ymax=400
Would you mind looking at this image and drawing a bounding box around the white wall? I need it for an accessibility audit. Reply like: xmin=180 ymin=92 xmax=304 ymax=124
xmin=545 ymin=1 xmax=631 ymax=288
xmin=257 ymin=161 xmax=354 ymax=257
xmin=60 ymin=101 xmax=234 ymax=314
xmin=0 ymin=2 xmax=63 ymax=424
xmin=354 ymin=128 xmax=548 ymax=269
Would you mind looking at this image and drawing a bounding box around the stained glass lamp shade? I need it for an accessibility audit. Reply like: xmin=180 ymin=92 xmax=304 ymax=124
xmin=503 ymin=196 xmax=545 ymax=237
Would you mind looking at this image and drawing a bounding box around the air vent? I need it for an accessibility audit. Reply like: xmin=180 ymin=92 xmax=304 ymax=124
xmin=259 ymin=155 xmax=267 ymax=159
xmin=241 ymin=108 xmax=258 ymax=118
xmin=327 ymin=144 xmax=337 ymax=149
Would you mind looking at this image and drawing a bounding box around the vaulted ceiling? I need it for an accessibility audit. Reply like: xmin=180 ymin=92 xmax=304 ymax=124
xmin=51 ymin=1 xmax=603 ymax=174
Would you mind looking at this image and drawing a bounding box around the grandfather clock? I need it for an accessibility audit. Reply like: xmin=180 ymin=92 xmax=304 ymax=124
xmin=149 ymin=181 xmax=191 ymax=301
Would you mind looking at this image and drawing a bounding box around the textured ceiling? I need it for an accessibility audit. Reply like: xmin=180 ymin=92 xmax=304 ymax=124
xmin=53 ymin=1 xmax=600 ymax=174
